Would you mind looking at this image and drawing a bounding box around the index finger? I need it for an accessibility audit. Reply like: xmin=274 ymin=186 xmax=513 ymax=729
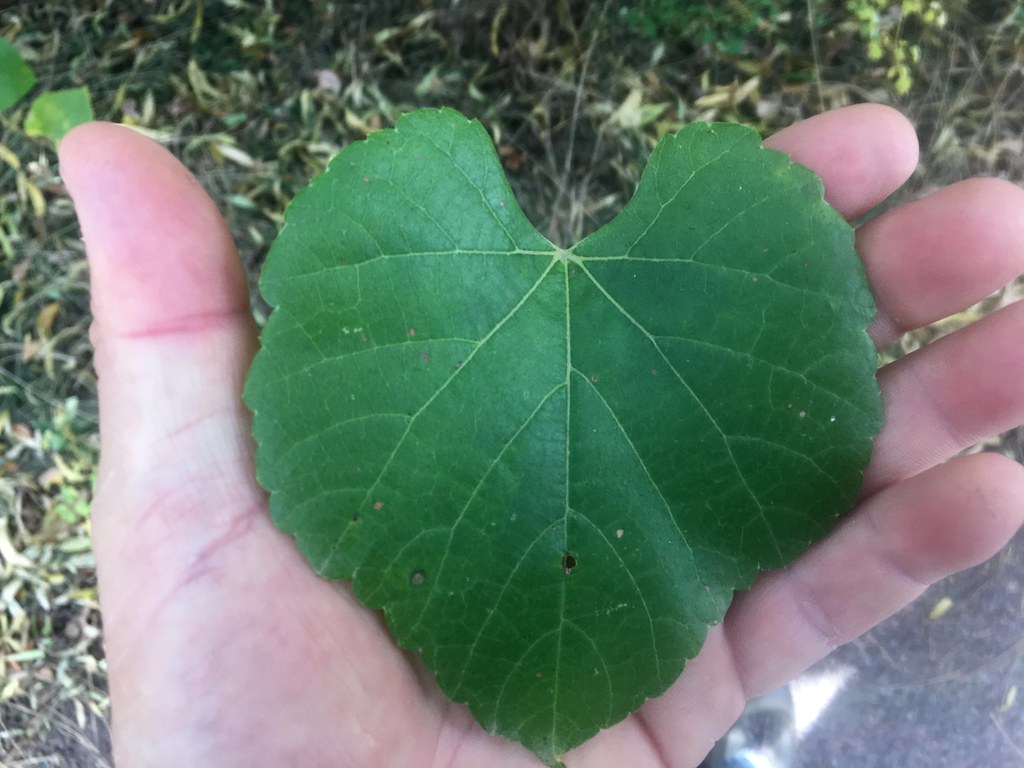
xmin=765 ymin=104 xmax=920 ymax=220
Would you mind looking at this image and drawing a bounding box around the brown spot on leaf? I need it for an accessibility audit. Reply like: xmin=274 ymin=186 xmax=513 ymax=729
xmin=562 ymin=552 xmax=577 ymax=575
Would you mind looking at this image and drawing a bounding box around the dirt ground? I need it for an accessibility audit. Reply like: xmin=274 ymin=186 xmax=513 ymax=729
xmin=3 ymin=1 xmax=1023 ymax=765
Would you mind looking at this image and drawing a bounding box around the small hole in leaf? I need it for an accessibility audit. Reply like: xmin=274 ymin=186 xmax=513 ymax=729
xmin=352 ymin=513 xmax=360 ymax=523
xmin=410 ymin=570 xmax=426 ymax=587
xmin=562 ymin=552 xmax=577 ymax=575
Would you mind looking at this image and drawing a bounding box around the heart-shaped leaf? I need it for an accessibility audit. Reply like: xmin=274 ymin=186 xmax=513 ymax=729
xmin=245 ymin=108 xmax=882 ymax=765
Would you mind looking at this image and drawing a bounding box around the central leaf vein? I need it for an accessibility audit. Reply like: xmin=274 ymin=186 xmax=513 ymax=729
xmin=552 ymin=258 xmax=573 ymax=748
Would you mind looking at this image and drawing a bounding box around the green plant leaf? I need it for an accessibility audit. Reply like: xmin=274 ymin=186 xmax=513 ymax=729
xmin=245 ymin=108 xmax=882 ymax=764
xmin=23 ymin=87 xmax=93 ymax=147
xmin=0 ymin=38 xmax=36 ymax=111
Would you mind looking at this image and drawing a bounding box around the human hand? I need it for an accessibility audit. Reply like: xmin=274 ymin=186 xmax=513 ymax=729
xmin=60 ymin=104 xmax=1024 ymax=768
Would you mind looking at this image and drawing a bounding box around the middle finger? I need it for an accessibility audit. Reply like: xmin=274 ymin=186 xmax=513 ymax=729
xmin=856 ymin=177 xmax=1024 ymax=349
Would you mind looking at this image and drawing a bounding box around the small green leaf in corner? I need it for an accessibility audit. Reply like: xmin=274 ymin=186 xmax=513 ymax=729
xmin=24 ymin=87 xmax=94 ymax=147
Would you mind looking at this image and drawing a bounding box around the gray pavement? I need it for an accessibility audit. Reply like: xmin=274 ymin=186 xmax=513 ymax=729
xmin=792 ymin=477 xmax=1024 ymax=766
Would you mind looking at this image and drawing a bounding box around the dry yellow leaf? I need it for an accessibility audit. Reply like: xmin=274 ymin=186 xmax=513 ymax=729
xmin=53 ymin=453 xmax=85 ymax=483
xmin=0 ymin=143 xmax=20 ymax=171
xmin=213 ymin=142 xmax=256 ymax=169
xmin=0 ymin=525 xmax=32 ymax=570
xmin=1 ymin=678 xmax=23 ymax=701
xmin=35 ymin=301 xmax=60 ymax=339
xmin=929 ymin=596 xmax=954 ymax=619
xmin=24 ymin=178 xmax=46 ymax=217
xmin=21 ymin=334 xmax=41 ymax=363
xmin=344 ymin=109 xmax=381 ymax=136
xmin=37 ymin=466 xmax=63 ymax=489
xmin=1001 ymin=685 xmax=1017 ymax=712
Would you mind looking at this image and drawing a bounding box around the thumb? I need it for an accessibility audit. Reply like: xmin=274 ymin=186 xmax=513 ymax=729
xmin=59 ymin=123 xmax=264 ymax=600
xmin=60 ymin=122 xmax=256 ymax=466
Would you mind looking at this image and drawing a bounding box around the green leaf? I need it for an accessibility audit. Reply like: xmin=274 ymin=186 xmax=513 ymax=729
xmin=245 ymin=108 xmax=882 ymax=764
xmin=0 ymin=38 xmax=35 ymax=111
xmin=23 ymin=87 xmax=93 ymax=147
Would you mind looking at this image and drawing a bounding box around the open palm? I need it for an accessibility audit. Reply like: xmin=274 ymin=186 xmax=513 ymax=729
xmin=61 ymin=105 xmax=1024 ymax=768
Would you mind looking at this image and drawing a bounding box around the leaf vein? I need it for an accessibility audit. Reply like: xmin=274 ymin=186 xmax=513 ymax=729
xmin=569 ymin=507 xmax=657 ymax=696
xmin=726 ymin=434 xmax=847 ymax=498
xmin=319 ymin=259 xmax=559 ymax=571
xmin=408 ymin=382 xmax=567 ymax=634
xmin=415 ymin=130 xmax=522 ymax=248
xmin=456 ymin=525 xmax=561 ymax=699
xmin=651 ymin=334 xmax=874 ymax=420
xmin=571 ymin=255 xmax=840 ymax=306
xmin=575 ymin=262 xmax=775 ymax=555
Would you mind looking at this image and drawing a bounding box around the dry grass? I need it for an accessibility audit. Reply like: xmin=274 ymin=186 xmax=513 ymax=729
xmin=1 ymin=1 xmax=1022 ymax=765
